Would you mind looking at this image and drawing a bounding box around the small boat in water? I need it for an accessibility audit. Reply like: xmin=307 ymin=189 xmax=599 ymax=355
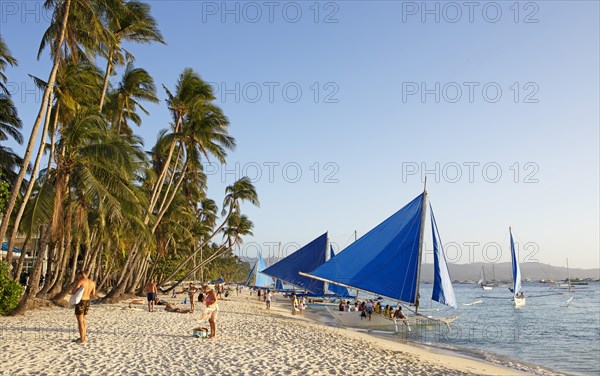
xmin=477 ymin=266 xmax=493 ymax=290
xmin=510 ymin=227 xmax=526 ymax=307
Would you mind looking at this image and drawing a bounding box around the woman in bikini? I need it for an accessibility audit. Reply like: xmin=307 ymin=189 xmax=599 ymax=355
xmin=199 ymin=285 xmax=219 ymax=338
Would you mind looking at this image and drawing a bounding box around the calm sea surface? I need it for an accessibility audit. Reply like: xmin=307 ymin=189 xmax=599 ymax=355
xmin=309 ymin=282 xmax=600 ymax=376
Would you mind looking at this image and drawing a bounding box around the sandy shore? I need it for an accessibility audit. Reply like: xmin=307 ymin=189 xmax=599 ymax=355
xmin=0 ymin=289 xmax=524 ymax=375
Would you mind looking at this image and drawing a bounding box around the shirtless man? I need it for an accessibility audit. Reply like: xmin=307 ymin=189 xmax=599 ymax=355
xmin=71 ymin=271 xmax=95 ymax=344
xmin=146 ymin=280 xmax=158 ymax=312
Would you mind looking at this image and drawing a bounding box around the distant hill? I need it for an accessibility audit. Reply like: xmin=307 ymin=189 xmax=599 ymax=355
xmin=241 ymin=256 xmax=600 ymax=283
xmin=421 ymin=262 xmax=600 ymax=283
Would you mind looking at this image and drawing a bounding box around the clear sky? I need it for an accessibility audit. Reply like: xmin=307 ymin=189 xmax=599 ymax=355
xmin=1 ymin=1 xmax=598 ymax=269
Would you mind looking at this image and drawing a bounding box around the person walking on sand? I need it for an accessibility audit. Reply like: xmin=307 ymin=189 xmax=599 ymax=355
xmin=188 ymin=283 xmax=198 ymax=313
xmin=198 ymin=285 xmax=219 ymax=338
xmin=146 ymin=280 xmax=158 ymax=312
xmin=71 ymin=271 xmax=95 ymax=344
xmin=265 ymin=289 xmax=272 ymax=310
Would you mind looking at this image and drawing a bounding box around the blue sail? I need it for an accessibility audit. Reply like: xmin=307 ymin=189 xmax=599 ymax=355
xmin=261 ymin=233 xmax=328 ymax=294
xmin=255 ymin=255 xmax=274 ymax=288
xmin=510 ymin=228 xmax=522 ymax=295
xmin=327 ymin=245 xmax=351 ymax=297
xmin=275 ymin=279 xmax=284 ymax=291
xmin=245 ymin=262 xmax=257 ymax=286
xmin=302 ymin=194 xmax=424 ymax=303
xmin=430 ymin=204 xmax=457 ymax=308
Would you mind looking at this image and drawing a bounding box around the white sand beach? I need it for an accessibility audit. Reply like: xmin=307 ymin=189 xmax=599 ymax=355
xmin=0 ymin=290 xmax=524 ymax=376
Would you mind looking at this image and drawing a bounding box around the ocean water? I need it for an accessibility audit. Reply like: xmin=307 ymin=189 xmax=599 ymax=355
xmin=310 ymin=282 xmax=600 ymax=376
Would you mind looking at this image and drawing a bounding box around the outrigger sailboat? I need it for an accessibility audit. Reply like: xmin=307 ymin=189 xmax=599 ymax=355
xmin=510 ymin=227 xmax=526 ymax=307
xmin=261 ymin=232 xmax=351 ymax=298
xmin=300 ymin=183 xmax=459 ymax=331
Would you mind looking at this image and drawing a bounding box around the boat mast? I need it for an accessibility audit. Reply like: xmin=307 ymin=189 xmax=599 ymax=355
xmin=324 ymin=233 xmax=330 ymax=295
xmin=567 ymin=258 xmax=571 ymax=292
xmin=415 ymin=178 xmax=428 ymax=314
xmin=354 ymin=230 xmax=358 ymax=300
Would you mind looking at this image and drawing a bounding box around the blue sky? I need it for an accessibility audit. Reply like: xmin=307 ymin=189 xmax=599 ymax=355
xmin=1 ymin=1 xmax=598 ymax=269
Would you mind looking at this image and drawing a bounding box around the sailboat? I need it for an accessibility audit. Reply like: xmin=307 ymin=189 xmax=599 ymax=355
xmin=477 ymin=266 xmax=493 ymax=290
xmin=300 ymin=184 xmax=459 ymax=331
xmin=245 ymin=254 xmax=274 ymax=288
xmin=510 ymin=227 xmax=526 ymax=307
xmin=261 ymin=232 xmax=351 ymax=298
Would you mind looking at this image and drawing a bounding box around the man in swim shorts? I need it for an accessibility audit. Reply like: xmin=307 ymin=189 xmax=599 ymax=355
xmin=71 ymin=271 xmax=95 ymax=344
xmin=146 ymin=280 xmax=158 ymax=312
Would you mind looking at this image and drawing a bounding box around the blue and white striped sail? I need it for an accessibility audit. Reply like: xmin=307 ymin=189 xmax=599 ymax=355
xmin=430 ymin=204 xmax=457 ymax=308
xmin=510 ymin=228 xmax=522 ymax=295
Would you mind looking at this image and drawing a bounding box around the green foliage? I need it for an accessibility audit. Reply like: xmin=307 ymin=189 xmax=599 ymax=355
xmin=0 ymin=261 xmax=23 ymax=315
xmin=0 ymin=173 xmax=9 ymax=213
xmin=203 ymin=253 xmax=250 ymax=283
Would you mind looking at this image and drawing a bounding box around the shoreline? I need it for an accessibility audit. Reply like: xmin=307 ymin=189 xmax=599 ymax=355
xmin=0 ymin=289 xmax=552 ymax=375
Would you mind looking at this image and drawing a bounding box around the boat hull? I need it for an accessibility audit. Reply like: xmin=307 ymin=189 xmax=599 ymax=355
xmin=326 ymin=306 xmax=459 ymax=332
xmin=514 ymin=296 xmax=526 ymax=307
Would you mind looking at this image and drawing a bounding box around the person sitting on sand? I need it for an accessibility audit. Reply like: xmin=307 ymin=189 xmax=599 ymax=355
xmin=338 ymin=300 xmax=344 ymax=312
xmin=165 ymin=303 xmax=191 ymax=313
xmin=198 ymin=285 xmax=219 ymax=338
xmin=146 ymin=280 xmax=158 ymax=312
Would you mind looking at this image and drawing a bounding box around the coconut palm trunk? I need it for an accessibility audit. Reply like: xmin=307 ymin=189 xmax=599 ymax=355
xmin=0 ymin=0 xmax=72 ymax=243
xmin=5 ymin=91 xmax=54 ymax=270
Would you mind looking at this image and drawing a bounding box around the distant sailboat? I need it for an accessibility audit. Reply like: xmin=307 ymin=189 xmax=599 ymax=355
xmin=477 ymin=266 xmax=493 ymax=290
xmin=510 ymin=227 xmax=526 ymax=307
xmin=300 ymin=184 xmax=458 ymax=330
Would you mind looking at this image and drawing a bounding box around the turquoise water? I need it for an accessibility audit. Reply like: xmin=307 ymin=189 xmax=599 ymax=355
xmin=312 ymin=282 xmax=600 ymax=375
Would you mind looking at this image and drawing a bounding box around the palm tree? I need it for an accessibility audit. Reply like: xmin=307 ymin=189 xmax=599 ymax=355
xmin=0 ymin=36 xmax=22 ymax=179
xmin=98 ymin=0 xmax=164 ymax=110
xmin=147 ymin=68 xmax=214 ymax=219
xmin=4 ymin=62 xmax=103 ymax=269
xmin=0 ymin=36 xmax=18 ymax=95
xmin=103 ymin=62 xmax=158 ymax=134
xmin=167 ymin=212 xmax=254 ymax=291
xmin=1 ymin=0 xmax=75 ymax=243
xmin=159 ymin=177 xmax=259 ymax=288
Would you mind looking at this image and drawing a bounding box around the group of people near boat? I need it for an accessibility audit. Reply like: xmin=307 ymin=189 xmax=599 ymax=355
xmin=338 ymin=299 xmax=407 ymax=321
